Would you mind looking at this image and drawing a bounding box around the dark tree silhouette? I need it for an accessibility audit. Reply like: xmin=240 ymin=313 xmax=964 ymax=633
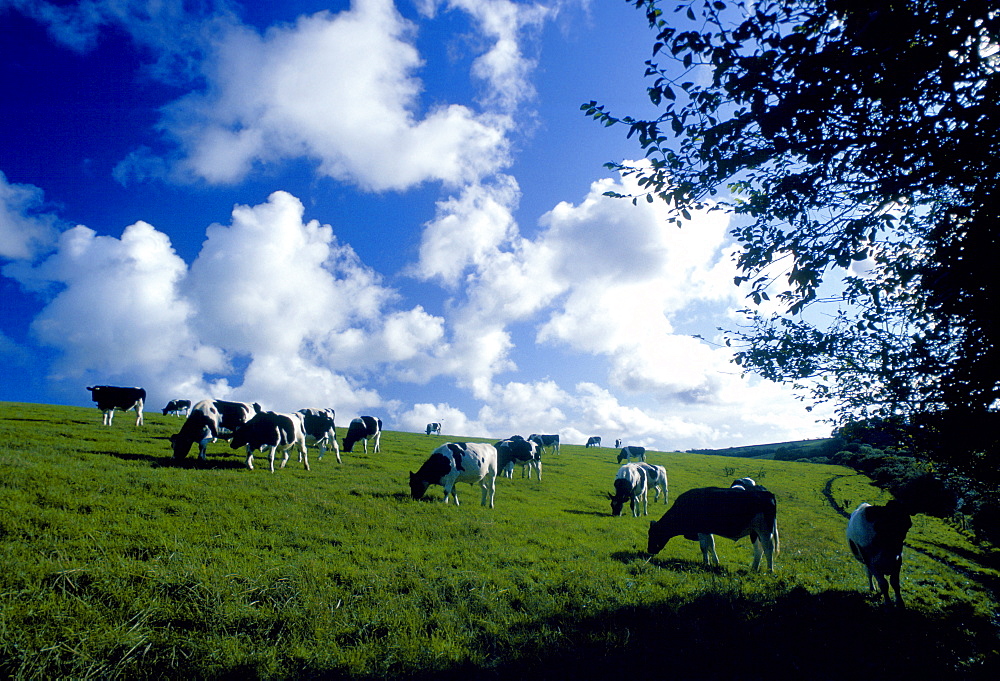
xmin=585 ymin=0 xmax=1000 ymax=473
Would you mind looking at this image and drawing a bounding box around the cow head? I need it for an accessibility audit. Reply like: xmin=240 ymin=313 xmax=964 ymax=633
xmin=409 ymin=472 xmax=431 ymax=500
xmin=609 ymin=479 xmax=631 ymax=516
xmin=170 ymin=433 xmax=193 ymax=459
xmin=608 ymin=493 xmax=624 ymax=517
xmin=647 ymin=520 xmax=670 ymax=555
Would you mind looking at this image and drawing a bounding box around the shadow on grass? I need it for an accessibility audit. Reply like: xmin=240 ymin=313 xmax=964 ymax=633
xmin=563 ymin=509 xmax=609 ymax=518
xmin=101 ymin=450 xmax=249 ymax=470
xmin=349 ymin=587 xmax=999 ymax=681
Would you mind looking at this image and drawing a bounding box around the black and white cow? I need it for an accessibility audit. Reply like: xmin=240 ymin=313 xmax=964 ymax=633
xmin=343 ymin=416 xmax=382 ymax=454
xmin=409 ymin=442 xmax=498 ymax=507
xmin=425 ymin=422 xmax=442 ymax=435
xmin=609 ymin=462 xmax=668 ymax=517
xmin=528 ymin=433 xmax=560 ymax=455
xmin=609 ymin=463 xmax=648 ymax=517
xmin=230 ymin=411 xmax=309 ymax=473
xmin=86 ymin=385 xmax=145 ymax=426
xmin=694 ymin=478 xmax=780 ymax=564
xmin=586 ymin=436 xmax=601 ymax=448
xmin=213 ymin=400 xmax=261 ymax=435
xmin=496 ymin=435 xmax=541 ymax=480
xmin=647 ymin=486 xmax=779 ymax=571
xmin=297 ymin=408 xmax=340 ymax=463
xmin=847 ymin=500 xmax=912 ymax=607
xmin=161 ymin=399 xmax=191 ymax=416
xmin=614 ymin=439 xmax=622 ymax=448
xmin=170 ymin=399 xmax=222 ymax=461
xmin=616 ymin=445 xmax=646 ymax=463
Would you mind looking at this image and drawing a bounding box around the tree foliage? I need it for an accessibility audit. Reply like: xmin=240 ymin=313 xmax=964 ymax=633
xmin=585 ymin=0 xmax=1000 ymax=470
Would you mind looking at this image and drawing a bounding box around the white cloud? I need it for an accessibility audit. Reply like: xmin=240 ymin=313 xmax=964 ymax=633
xmin=155 ymin=0 xmax=514 ymax=190
xmin=532 ymin=172 xmax=741 ymax=401
xmin=424 ymin=0 xmax=551 ymax=111
xmin=414 ymin=176 xmax=521 ymax=285
xmin=0 ymin=171 xmax=58 ymax=261
xmin=18 ymin=219 xmax=227 ymax=390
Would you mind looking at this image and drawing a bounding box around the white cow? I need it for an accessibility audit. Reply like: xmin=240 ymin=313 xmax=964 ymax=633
xmin=609 ymin=463 xmax=666 ymax=517
xmin=847 ymin=500 xmax=912 ymax=607
xmin=409 ymin=442 xmax=498 ymax=507
xmin=230 ymin=411 xmax=309 ymax=473
xmin=298 ymin=408 xmax=340 ymax=463
xmin=496 ymin=436 xmax=541 ymax=480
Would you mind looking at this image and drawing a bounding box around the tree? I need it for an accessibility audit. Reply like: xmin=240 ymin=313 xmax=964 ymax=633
xmin=585 ymin=0 xmax=1000 ymax=473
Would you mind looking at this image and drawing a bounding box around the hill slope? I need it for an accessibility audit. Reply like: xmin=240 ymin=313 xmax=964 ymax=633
xmin=0 ymin=402 xmax=997 ymax=679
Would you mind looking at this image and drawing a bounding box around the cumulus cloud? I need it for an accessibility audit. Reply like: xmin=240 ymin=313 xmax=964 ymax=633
xmin=152 ymin=0 xmax=514 ymax=190
xmin=532 ymin=172 xmax=740 ymax=401
xmin=0 ymin=172 xmax=59 ymax=261
xmin=16 ymin=219 xmax=227 ymax=391
xmin=3 ymin=190 xmax=450 ymax=415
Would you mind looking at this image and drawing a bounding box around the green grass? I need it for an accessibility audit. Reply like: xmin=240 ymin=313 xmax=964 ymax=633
xmin=0 ymin=401 xmax=997 ymax=679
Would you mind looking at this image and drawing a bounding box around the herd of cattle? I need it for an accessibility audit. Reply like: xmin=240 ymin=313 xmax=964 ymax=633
xmin=86 ymin=385 xmax=914 ymax=608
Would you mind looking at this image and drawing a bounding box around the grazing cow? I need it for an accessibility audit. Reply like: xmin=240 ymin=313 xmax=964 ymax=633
xmin=161 ymin=399 xmax=191 ymax=416
xmin=230 ymin=411 xmax=309 ymax=473
xmin=609 ymin=463 xmax=648 ymax=517
xmin=425 ymin=422 xmax=442 ymax=435
xmin=409 ymin=442 xmax=498 ymax=507
xmin=496 ymin=435 xmax=541 ymax=480
xmin=342 ymin=416 xmax=382 ymax=454
xmin=639 ymin=463 xmax=669 ymax=505
xmin=617 ymin=446 xmax=646 ymax=463
xmin=213 ymin=400 xmax=261 ymax=435
xmin=86 ymin=385 xmax=145 ymax=426
xmin=647 ymin=486 xmax=779 ymax=571
xmin=586 ymin=436 xmax=601 ymax=448
xmin=298 ymin=408 xmax=340 ymax=463
xmin=170 ymin=399 xmax=222 ymax=461
xmin=696 ymin=478 xmax=780 ymax=565
xmin=847 ymin=500 xmax=912 ymax=607
xmin=609 ymin=463 xmax=668 ymax=516
xmin=528 ymin=433 xmax=560 ymax=455
xmin=614 ymin=439 xmax=622 ymax=448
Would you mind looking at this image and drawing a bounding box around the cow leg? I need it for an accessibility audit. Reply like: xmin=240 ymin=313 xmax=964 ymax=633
xmin=245 ymin=448 xmax=255 ymax=470
xmin=889 ymin=571 xmax=904 ymax=607
xmin=373 ymin=432 xmax=381 ymax=453
xmin=483 ymin=474 xmax=496 ymax=508
xmin=536 ymin=461 xmax=542 ymax=481
xmin=699 ymin=534 xmax=719 ymax=566
xmin=873 ymin=572 xmax=893 ymax=606
xmin=297 ymin=442 xmax=309 ymax=471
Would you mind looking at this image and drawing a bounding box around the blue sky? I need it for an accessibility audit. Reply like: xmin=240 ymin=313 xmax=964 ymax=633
xmin=0 ymin=0 xmax=833 ymax=449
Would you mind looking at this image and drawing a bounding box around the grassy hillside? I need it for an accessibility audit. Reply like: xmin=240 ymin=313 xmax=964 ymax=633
xmin=0 ymin=402 xmax=997 ymax=679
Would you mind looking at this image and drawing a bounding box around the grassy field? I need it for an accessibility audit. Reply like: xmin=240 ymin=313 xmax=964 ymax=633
xmin=0 ymin=401 xmax=998 ymax=680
